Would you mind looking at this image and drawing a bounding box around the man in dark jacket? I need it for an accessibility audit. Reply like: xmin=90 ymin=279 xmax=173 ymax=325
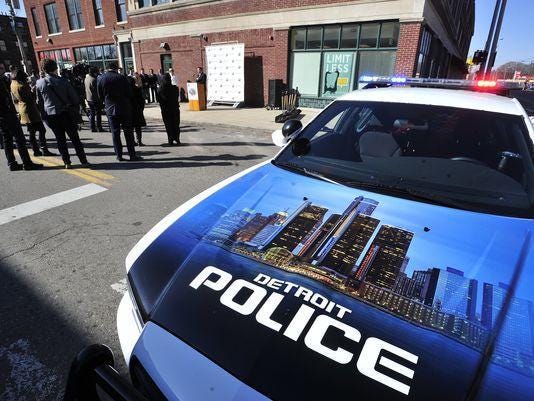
xmin=97 ymin=63 xmax=141 ymax=161
xmin=85 ymin=67 xmax=104 ymax=132
xmin=36 ymin=59 xmax=90 ymax=169
xmin=0 ymin=63 xmax=42 ymax=171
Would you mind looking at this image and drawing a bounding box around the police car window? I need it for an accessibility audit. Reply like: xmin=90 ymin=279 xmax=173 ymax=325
xmin=275 ymin=101 xmax=534 ymax=217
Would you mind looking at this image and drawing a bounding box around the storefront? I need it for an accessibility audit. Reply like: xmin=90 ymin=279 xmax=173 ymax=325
xmin=289 ymin=21 xmax=399 ymax=108
xmin=38 ymin=48 xmax=74 ymax=70
xmin=73 ymin=44 xmax=119 ymax=70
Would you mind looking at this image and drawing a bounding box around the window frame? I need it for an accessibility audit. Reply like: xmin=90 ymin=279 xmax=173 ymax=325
xmin=115 ymin=0 xmax=127 ymax=22
xmin=93 ymin=0 xmax=104 ymax=26
xmin=44 ymin=2 xmax=61 ymax=35
xmin=66 ymin=0 xmax=85 ymax=31
xmin=30 ymin=7 xmax=42 ymax=37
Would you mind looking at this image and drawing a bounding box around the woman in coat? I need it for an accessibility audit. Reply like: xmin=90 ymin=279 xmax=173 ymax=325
xmin=128 ymin=73 xmax=147 ymax=146
xmin=10 ymin=70 xmax=54 ymax=156
xmin=157 ymin=73 xmax=181 ymax=145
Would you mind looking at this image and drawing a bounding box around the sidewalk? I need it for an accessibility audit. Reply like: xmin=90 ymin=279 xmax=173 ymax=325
xmin=143 ymin=104 xmax=320 ymax=132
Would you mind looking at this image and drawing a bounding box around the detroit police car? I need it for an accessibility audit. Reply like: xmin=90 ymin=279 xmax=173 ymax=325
xmin=65 ymin=78 xmax=534 ymax=401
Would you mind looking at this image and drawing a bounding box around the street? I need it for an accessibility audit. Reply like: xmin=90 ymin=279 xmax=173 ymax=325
xmin=0 ymin=117 xmax=278 ymax=400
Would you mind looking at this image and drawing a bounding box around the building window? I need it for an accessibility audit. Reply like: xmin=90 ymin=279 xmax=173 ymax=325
xmin=93 ymin=0 xmax=104 ymax=26
xmin=44 ymin=3 xmax=61 ymax=34
xmin=74 ymin=44 xmax=118 ymax=69
xmin=0 ymin=40 xmax=6 ymax=52
xmin=115 ymin=0 xmax=127 ymax=22
xmin=31 ymin=8 xmax=41 ymax=36
xmin=139 ymin=0 xmax=170 ymax=8
xmin=38 ymin=48 xmax=73 ymax=70
xmin=66 ymin=0 xmax=85 ymax=30
xmin=289 ymin=21 xmax=399 ymax=99
xmin=12 ymin=0 xmax=20 ymax=8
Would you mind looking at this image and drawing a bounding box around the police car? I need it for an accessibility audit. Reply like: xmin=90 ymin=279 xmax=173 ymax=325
xmin=65 ymin=78 xmax=534 ymax=401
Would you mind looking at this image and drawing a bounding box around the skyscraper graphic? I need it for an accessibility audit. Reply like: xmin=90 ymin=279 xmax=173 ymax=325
xmin=295 ymin=214 xmax=341 ymax=261
xmin=248 ymin=211 xmax=288 ymax=247
xmin=232 ymin=212 xmax=280 ymax=243
xmin=354 ymin=225 xmax=413 ymax=289
xmin=318 ymin=214 xmax=380 ymax=276
xmin=482 ymin=283 xmax=534 ymax=364
xmin=266 ymin=200 xmax=328 ymax=253
xmin=423 ymin=267 xmax=478 ymax=320
xmin=312 ymin=197 xmax=378 ymax=265
xmin=205 ymin=209 xmax=253 ymax=244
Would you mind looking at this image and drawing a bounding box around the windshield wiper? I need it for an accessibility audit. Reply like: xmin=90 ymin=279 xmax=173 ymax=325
xmin=273 ymin=161 xmax=344 ymax=186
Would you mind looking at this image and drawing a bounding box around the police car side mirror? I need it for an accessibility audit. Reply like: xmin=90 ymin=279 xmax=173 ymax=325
xmin=271 ymin=129 xmax=286 ymax=147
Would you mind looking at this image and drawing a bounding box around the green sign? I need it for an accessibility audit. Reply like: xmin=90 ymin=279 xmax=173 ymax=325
xmin=321 ymin=52 xmax=354 ymax=97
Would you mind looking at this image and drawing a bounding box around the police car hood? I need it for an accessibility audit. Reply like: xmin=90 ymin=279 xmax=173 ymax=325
xmin=128 ymin=163 xmax=534 ymax=401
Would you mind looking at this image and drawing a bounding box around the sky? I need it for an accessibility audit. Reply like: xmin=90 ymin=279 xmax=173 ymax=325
xmin=468 ymin=0 xmax=534 ymax=67
xmin=214 ymin=166 xmax=534 ymax=313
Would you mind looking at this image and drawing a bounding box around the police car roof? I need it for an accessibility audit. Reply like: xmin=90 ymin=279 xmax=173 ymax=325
xmin=337 ymin=87 xmax=525 ymax=116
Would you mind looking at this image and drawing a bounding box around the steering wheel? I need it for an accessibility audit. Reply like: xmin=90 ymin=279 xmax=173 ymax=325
xmin=449 ymin=157 xmax=487 ymax=167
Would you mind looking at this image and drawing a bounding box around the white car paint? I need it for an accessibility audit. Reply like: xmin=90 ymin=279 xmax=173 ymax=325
xmin=117 ymin=292 xmax=144 ymax=365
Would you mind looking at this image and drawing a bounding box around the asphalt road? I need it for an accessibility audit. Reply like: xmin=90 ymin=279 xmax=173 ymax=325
xmin=0 ymin=113 xmax=278 ymax=401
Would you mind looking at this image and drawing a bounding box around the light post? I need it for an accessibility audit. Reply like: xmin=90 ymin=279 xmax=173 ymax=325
xmin=5 ymin=0 xmax=30 ymax=72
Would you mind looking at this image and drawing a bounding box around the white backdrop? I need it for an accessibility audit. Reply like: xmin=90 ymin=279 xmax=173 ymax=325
xmin=205 ymin=43 xmax=245 ymax=103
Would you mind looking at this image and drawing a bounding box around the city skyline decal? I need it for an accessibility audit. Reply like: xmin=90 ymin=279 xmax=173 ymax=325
xmin=192 ymin=185 xmax=534 ymax=379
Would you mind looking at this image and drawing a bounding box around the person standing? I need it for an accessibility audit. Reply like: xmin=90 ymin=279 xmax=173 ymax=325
xmin=85 ymin=67 xmax=104 ymax=132
xmin=169 ymin=68 xmax=178 ymax=87
xmin=148 ymin=68 xmax=158 ymax=103
xmin=140 ymin=68 xmax=149 ymax=103
xmin=158 ymin=73 xmax=181 ymax=146
xmin=0 ymin=63 xmax=43 ymax=171
xmin=127 ymin=75 xmax=146 ymax=146
xmin=10 ymin=70 xmax=54 ymax=157
xmin=195 ymin=67 xmax=207 ymax=85
xmin=36 ymin=58 xmax=90 ymax=169
xmin=97 ymin=63 xmax=141 ymax=162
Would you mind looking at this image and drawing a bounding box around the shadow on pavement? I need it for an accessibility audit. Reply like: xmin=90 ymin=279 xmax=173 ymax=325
xmin=0 ymin=259 xmax=95 ymax=401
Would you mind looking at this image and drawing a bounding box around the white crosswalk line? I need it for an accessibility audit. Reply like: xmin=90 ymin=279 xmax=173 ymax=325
xmin=0 ymin=184 xmax=107 ymax=226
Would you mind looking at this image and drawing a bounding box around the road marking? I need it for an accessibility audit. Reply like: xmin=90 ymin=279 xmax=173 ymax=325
xmin=111 ymin=278 xmax=128 ymax=295
xmin=30 ymin=155 xmax=117 ymax=187
xmin=0 ymin=183 xmax=107 ymax=226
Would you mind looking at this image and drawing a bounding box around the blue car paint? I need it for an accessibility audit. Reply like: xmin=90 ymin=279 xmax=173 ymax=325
xmin=128 ymin=163 xmax=534 ymax=400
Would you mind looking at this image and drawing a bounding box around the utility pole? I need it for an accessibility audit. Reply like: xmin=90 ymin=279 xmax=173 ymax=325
xmin=5 ymin=0 xmax=29 ymax=72
xmin=480 ymin=0 xmax=508 ymax=79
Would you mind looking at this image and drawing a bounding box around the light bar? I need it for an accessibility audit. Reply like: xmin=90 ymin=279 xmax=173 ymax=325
xmin=359 ymin=76 xmax=523 ymax=91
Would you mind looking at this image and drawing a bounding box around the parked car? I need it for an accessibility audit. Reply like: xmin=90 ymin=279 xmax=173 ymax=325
xmin=65 ymin=81 xmax=534 ymax=401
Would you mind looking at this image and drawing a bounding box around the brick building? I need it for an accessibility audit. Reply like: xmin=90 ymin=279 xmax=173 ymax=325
xmin=23 ymin=0 xmax=132 ymax=71
xmin=23 ymin=0 xmax=475 ymax=108
xmin=0 ymin=1 xmax=38 ymax=72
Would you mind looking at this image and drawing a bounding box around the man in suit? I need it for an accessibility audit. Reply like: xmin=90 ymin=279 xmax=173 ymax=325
xmin=0 ymin=63 xmax=42 ymax=171
xmin=140 ymin=68 xmax=150 ymax=103
xmin=148 ymin=68 xmax=158 ymax=103
xmin=97 ymin=63 xmax=141 ymax=162
xmin=85 ymin=67 xmax=104 ymax=132
xmin=195 ymin=67 xmax=207 ymax=85
xmin=36 ymin=58 xmax=90 ymax=169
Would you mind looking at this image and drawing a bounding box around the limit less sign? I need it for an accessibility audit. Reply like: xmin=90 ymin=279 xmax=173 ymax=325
xmin=322 ymin=52 xmax=354 ymax=97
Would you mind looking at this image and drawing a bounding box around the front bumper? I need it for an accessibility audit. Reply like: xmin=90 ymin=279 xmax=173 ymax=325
xmin=62 ymin=344 xmax=148 ymax=401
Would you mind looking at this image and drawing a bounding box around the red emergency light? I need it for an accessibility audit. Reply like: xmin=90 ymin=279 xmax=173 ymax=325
xmin=476 ymin=80 xmax=498 ymax=88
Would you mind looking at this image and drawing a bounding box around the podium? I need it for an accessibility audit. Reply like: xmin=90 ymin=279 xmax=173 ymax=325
xmin=187 ymin=82 xmax=207 ymax=111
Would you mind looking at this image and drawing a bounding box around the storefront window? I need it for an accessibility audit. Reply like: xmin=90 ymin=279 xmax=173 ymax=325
xmin=289 ymin=21 xmax=399 ymax=99
xmin=291 ymin=53 xmax=321 ymax=96
xmin=340 ymin=24 xmax=359 ymax=49
xmin=356 ymin=50 xmax=396 ymax=88
xmin=38 ymin=48 xmax=73 ymax=70
xmin=74 ymin=43 xmax=118 ymax=69
xmin=379 ymin=22 xmax=399 ymax=47
xmin=323 ymin=26 xmax=340 ymax=49
xmin=359 ymin=23 xmax=379 ymax=48
xmin=291 ymin=28 xmax=306 ymax=50
xmin=306 ymin=27 xmax=322 ymax=50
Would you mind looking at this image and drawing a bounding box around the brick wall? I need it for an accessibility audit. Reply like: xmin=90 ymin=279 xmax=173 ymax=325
xmin=394 ymin=22 xmax=422 ymax=77
xmin=23 ymin=0 xmax=128 ymax=66
xmin=136 ymin=27 xmax=289 ymax=105
xmin=129 ymin=0 xmax=358 ymax=27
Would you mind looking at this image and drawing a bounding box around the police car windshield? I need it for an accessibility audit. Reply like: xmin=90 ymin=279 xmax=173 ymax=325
xmin=275 ymin=101 xmax=534 ymax=217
